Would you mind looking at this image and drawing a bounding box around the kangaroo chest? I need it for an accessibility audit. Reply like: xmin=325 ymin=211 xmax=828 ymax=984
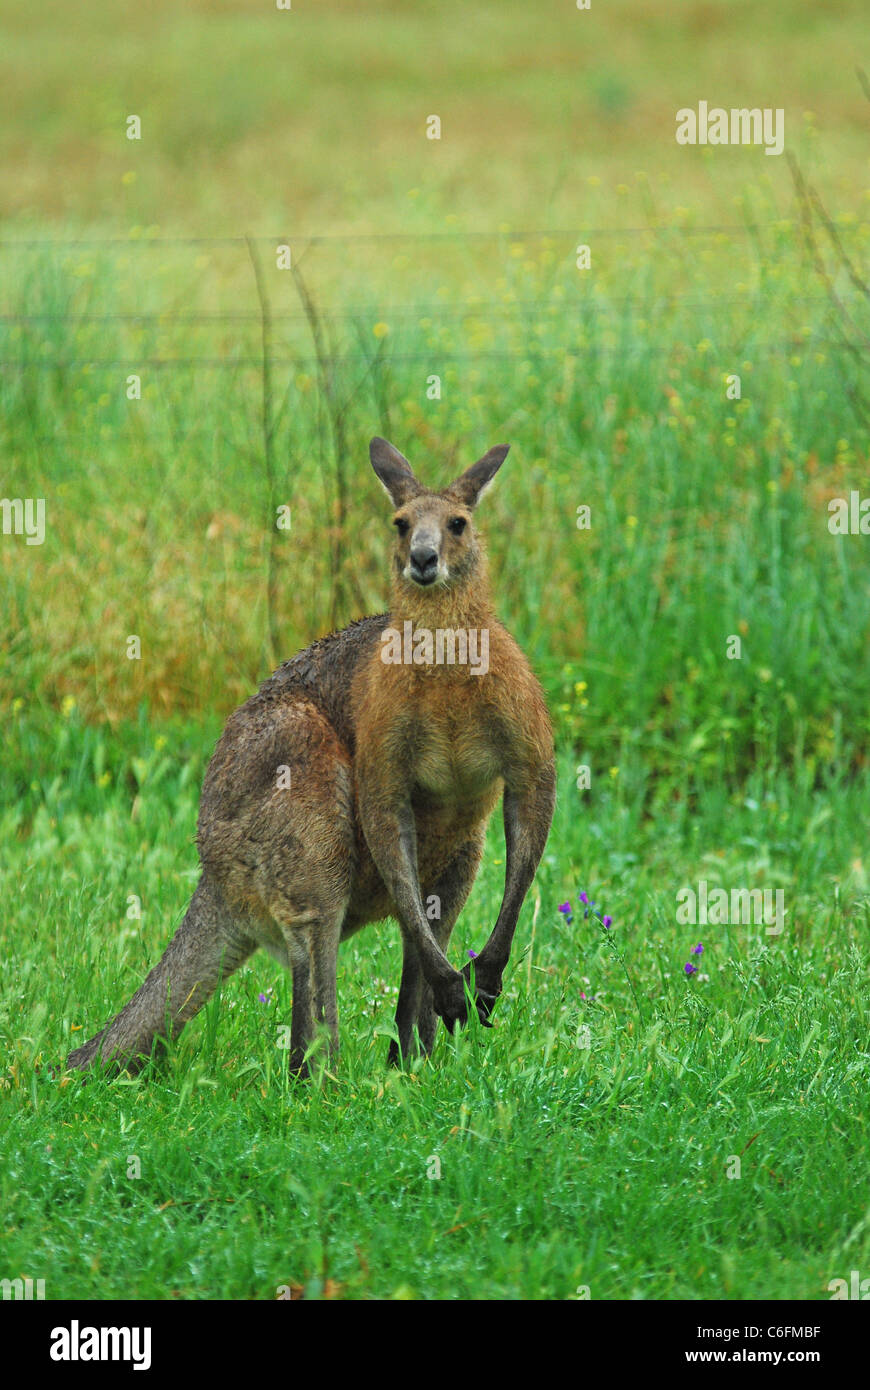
xmin=411 ymin=717 xmax=503 ymax=803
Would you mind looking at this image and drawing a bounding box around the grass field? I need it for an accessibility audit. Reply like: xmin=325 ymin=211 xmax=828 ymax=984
xmin=2 ymin=709 xmax=867 ymax=1299
xmin=1 ymin=0 xmax=868 ymax=1301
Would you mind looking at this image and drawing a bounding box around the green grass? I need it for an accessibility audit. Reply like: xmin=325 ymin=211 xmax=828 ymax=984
xmin=1 ymin=712 xmax=867 ymax=1299
xmin=2 ymin=0 xmax=868 ymax=232
xmin=1 ymin=0 xmax=869 ymax=1302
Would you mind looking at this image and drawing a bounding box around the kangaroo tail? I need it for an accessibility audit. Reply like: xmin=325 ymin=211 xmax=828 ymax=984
xmin=66 ymin=875 xmax=254 ymax=1072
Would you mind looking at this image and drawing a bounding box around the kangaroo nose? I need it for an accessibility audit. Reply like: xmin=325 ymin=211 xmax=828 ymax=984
xmin=409 ymin=545 xmax=438 ymax=584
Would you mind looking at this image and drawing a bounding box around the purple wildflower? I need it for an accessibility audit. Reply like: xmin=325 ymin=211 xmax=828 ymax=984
xmin=684 ymin=962 xmax=698 ymax=976
xmin=467 ymin=949 xmax=478 ymax=959
xmin=692 ymin=943 xmax=704 ymax=955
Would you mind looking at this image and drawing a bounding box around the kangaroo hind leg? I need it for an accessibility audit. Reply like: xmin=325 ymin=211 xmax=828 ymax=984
xmin=270 ymin=905 xmax=345 ymax=1079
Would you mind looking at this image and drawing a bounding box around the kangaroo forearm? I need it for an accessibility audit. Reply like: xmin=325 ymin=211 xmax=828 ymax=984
xmin=366 ymin=813 xmax=457 ymax=986
xmin=477 ymin=768 xmax=556 ymax=972
xmin=477 ymin=870 xmax=536 ymax=972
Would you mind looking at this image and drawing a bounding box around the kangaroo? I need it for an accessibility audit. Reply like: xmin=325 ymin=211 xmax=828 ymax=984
xmin=66 ymin=438 xmax=556 ymax=1077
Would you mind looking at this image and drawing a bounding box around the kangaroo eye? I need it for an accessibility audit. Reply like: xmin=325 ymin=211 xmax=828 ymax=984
xmin=394 ymin=517 xmax=410 ymax=536
xmin=448 ymin=517 xmax=467 ymax=536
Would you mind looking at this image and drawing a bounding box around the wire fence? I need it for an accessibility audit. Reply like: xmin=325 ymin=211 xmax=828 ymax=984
xmin=0 ymin=220 xmax=865 ymax=370
xmin=0 ymin=340 xmax=859 ymax=371
xmin=2 ymin=219 xmax=868 ymax=247
xmin=0 ymin=288 xmax=864 ymax=323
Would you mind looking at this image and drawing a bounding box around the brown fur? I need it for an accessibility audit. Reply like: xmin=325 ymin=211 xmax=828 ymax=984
xmin=66 ymin=438 xmax=556 ymax=1076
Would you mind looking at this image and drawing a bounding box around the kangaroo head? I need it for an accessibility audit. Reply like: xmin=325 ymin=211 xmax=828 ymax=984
xmin=370 ymin=437 xmax=508 ymax=591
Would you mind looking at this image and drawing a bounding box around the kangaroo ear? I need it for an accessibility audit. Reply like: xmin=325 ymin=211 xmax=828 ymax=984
xmin=370 ymin=437 xmax=423 ymax=507
xmin=444 ymin=444 xmax=509 ymax=509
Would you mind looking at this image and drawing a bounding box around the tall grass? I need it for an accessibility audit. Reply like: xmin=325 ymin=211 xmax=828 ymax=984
xmin=2 ymin=214 xmax=868 ymax=797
